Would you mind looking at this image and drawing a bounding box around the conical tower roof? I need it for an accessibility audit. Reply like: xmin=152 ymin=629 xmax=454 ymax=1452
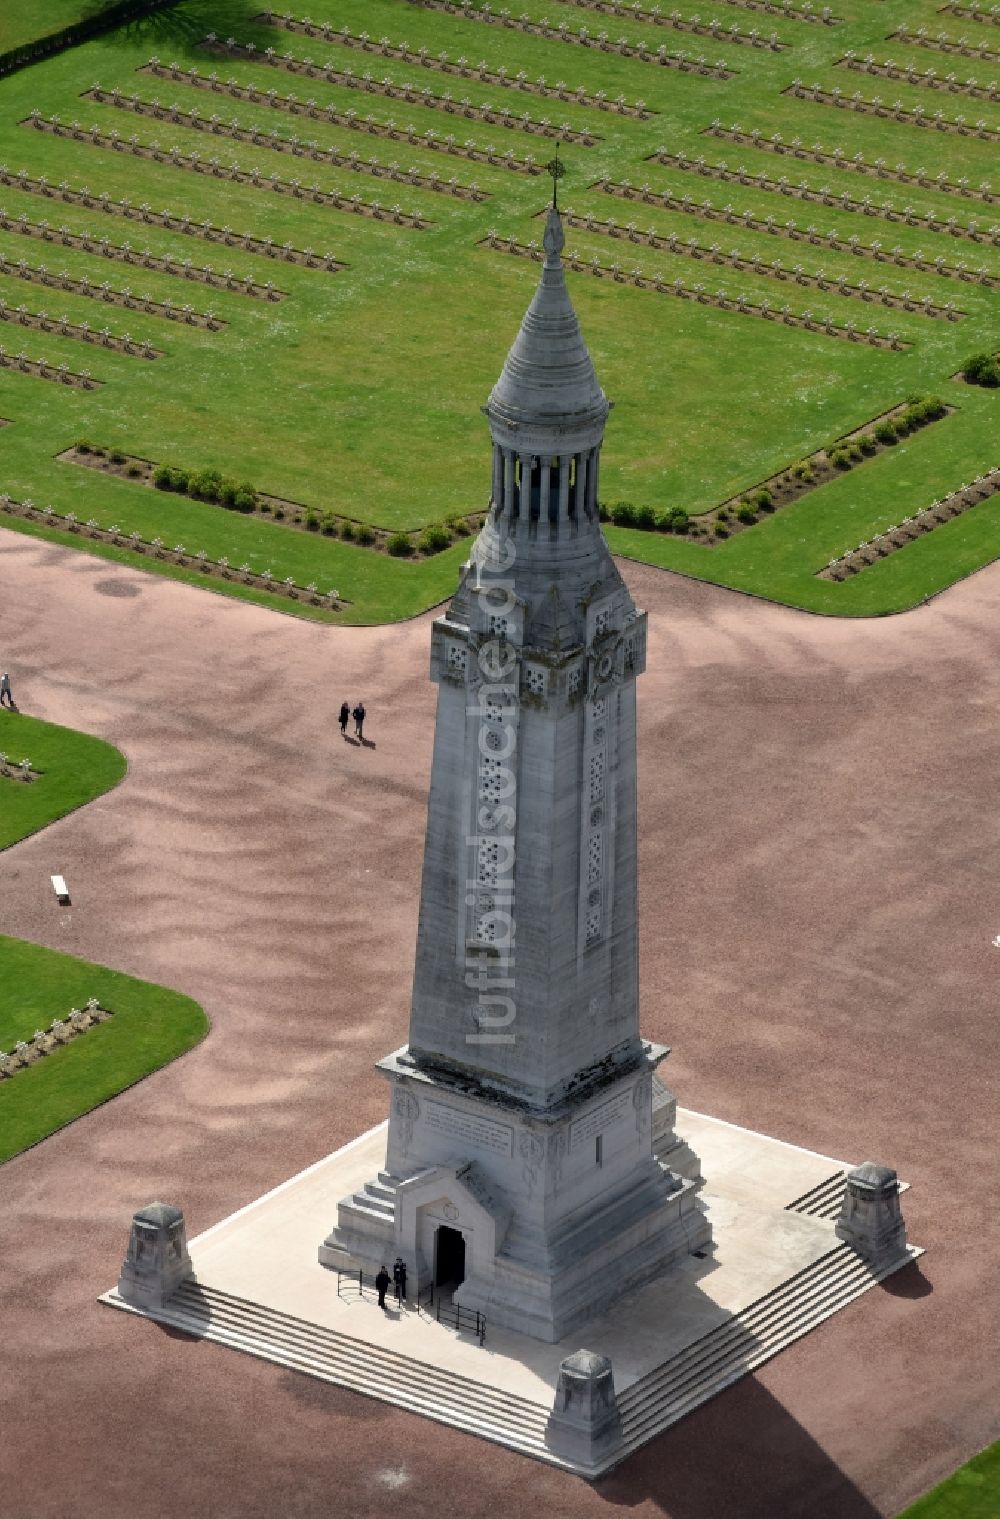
xmin=485 ymin=210 xmax=610 ymax=451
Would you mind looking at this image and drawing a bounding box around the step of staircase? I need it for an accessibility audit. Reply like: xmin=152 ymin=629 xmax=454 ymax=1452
xmin=615 ymin=1243 xmax=911 ymax=1459
xmin=101 ymin=1238 xmax=917 ymax=1478
xmin=784 ymin=1171 xmax=848 ymax=1219
xmin=106 ymin=1280 xmax=553 ymax=1456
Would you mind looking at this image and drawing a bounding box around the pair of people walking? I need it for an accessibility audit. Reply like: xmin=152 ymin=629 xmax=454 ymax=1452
xmin=339 ymin=700 xmax=366 ymax=741
xmin=374 ymin=1257 xmax=407 ymax=1310
xmin=0 ymin=671 xmax=15 ymax=710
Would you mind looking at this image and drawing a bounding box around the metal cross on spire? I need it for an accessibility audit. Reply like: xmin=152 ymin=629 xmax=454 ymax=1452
xmin=544 ymin=145 xmax=566 ymax=210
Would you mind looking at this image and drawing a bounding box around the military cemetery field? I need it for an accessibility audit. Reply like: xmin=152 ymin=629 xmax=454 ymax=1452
xmin=0 ymin=0 xmax=995 ymax=621
xmin=0 ymin=935 xmax=208 ymax=1161
xmin=0 ymin=709 xmax=126 ymax=848
xmin=0 ymin=712 xmax=205 ymax=1162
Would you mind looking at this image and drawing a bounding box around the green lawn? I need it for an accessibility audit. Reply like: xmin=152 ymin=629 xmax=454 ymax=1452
xmin=900 ymin=1441 xmax=1000 ymax=1518
xmin=0 ymin=935 xmax=207 ymax=1162
xmin=0 ymin=709 xmax=127 ymax=849
xmin=0 ymin=711 xmax=206 ymax=1162
xmin=0 ymin=0 xmax=996 ymax=621
xmin=0 ymin=1 xmax=139 ymax=56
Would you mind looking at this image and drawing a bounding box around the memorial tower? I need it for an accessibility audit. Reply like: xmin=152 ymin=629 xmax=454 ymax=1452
xmin=321 ymin=208 xmax=710 ymax=1341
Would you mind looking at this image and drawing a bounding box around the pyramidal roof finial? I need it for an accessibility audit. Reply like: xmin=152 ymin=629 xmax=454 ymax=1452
xmin=485 ymin=202 xmax=608 ymax=444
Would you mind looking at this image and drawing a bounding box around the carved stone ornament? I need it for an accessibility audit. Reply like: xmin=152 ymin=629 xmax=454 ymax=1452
xmin=519 ymin=1130 xmax=545 ymax=1195
xmin=393 ymin=1088 xmax=420 ymax=1153
xmin=632 ymin=1074 xmax=653 ymax=1134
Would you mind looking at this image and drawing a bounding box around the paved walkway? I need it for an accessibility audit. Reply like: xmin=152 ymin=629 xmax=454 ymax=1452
xmin=2 ymin=530 xmax=999 ymax=1519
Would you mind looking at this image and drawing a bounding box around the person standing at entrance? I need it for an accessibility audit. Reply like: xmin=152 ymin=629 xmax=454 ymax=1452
xmin=375 ymin=1264 xmax=390 ymax=1310
xmin=338 ymin=701 xmax=350 ymax=737
xmin=0 ymin=671 xmax=14 ymax=710
xmin=393 ymin=1256 xmax=407 ymax=1305
xmin=352 ymin=700 xmax=366 ymax=741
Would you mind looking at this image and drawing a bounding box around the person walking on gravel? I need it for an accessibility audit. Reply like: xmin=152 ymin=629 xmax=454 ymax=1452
xmin=339 ymin=700 xmax=350 ymax=738
xmin=352 ymin=701 xmax=366 ymax=741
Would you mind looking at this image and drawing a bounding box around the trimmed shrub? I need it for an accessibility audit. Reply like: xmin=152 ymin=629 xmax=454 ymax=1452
xmin=420 ymin=524 xmax=451 ymax=554
xmin=755 ymin=488 xmax=773 ymax=510
xmin=387 ymin=531 xmax=414 ymax=557
xmin=714 ymin=522 xmax=730 ymax=539
xmin=109 ymin=448 xmax=125 ymax=465
xmin=874 ymin=422 xmax=897 ymax=446
xmin=272 ymin=506 xmax=284 ymax=520
xmin=75 ymin=438 xmax=91 ymax=453
xmin=669 ymin=508 xmax=689 ymax=534
xmin=233 ymin=486 xmax=255 ymax=513
xmin=446 ymin=514 xmax=470 ymax=537
xmin=355 ymin=523 xmax=375 ymax=546
xmin=169 ymin=468 xmax=189 ymax=491
xmin=188 ymin=469 xmax=221 ymax=501
xmin=717 ymin=508 xmax=730 ymax=522
xmin=858 ymin=433 xmax=877 ymax=456
xmin=304 ymin=509 xmax=320 ymax=531
xmin=340 ymin=520 xmax=355 ymax=541
xmin=219 ymin=480 xmax=238 ymax=506
xmin=736 ymin=504 xmax=757 ymax=524
xmin=127 ymin=463 xmax=142 ymax=478
xmin=611 ymin=500 xmax=637 ymax=528
xmin=152 ymin=464 xmax=171 ymax=490
xmin=321 ymin=512 xmax=337 ymax=535
xmin=963 ymin=352 xmax=1000 ymax=387
xmin=635 ymin=504 xmax=657 ymax=531
xmin=830 ymin=450 xmax=851 ymax=470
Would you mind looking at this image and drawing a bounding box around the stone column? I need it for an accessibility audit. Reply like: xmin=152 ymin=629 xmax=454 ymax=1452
xmin=492 ymin=445 xmax=504 ymax=512
xmin=574 ymin=450 xmax=589 ymax=518
xmin=503 ymin=449 xmax=516 ymax=523
xmin=588 ymin=446 xmax=600 ymax=519
xmin=835 ymin=1163 xmax=907 ymax=1260
xmin=539 ymin=454 xmax=552 ymax=524
xmin=118 ymin=1202 xmax=193 ymax=1310
xmin=558 ymin=454 xmax=570 ymax=521
xmin=519 ymin=453 xmax=533 ymax=522
xmin=545 ymin=1350 xmax=622 ymax=1469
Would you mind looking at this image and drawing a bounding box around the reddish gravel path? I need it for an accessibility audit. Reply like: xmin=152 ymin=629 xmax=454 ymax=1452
xmin=2 ymin=531 xmax=999 ymax=1519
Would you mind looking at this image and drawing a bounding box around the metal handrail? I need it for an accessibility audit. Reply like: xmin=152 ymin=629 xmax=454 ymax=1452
xmin=435 ymin=1293 xmax=487 ymax=1346
xmin=338 ymin=1269 xmax=484 ymax=1344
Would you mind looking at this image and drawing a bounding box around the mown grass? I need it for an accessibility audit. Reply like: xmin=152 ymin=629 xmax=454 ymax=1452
xmin=899 ymin=1441 xmax=1000 ymax=1519
xmin=0 ymin=710 xmax=126 ymax=849
xmin=0 ymin=1 xmax=121 ymax=56
xmin=0 ymin=0 xmax=995 ymax=620
xmin=0 ymin=934 xmax=207 ymax=1162
xmin=0 ymin=708 xmax=206 ymax=1163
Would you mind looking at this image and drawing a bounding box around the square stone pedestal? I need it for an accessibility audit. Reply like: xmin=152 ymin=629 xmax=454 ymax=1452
xmin=100 ymin=1111 xmax=922 ymax=1478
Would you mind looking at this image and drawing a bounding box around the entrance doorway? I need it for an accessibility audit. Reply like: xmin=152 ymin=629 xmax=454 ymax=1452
xmin=435 ymin=1225 xmax=466 ymax=1288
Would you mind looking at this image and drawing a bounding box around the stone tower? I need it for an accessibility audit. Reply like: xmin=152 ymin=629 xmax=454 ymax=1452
xmin=320 ymin=209 xmax=710 ymax=1342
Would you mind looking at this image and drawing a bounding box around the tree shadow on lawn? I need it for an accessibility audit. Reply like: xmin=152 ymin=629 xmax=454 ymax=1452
xmin=104 ymin=0 xmax=262 ymax=52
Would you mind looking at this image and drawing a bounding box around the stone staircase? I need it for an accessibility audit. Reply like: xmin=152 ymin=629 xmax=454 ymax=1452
xmin=345 ymin=1170 xmax=398 ymax=1226
xmin=107 ymin=1278 xmax=554 ymax=1459
xmin=614 ymin=1242 xmax=908 ymax=1462
xmin=103 ymin=1235 xmax=915 ymax=1476
xmin=784 ymin=1171 xmax=848 ymax=1220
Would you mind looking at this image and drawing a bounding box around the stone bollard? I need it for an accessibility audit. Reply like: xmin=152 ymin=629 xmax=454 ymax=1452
xmin=835 ymin=1163 xmax=907 ymax=1261
xmin=545 ymin=1350 xmax=622 ymax=1469
xmin=118 ymin=1203 xmax=193 ymax=1309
